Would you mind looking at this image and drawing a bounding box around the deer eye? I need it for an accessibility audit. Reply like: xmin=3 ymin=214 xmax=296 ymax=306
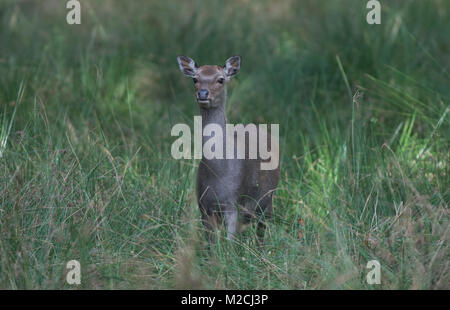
xmin=217 ymin=78 xmax=224 ymax=84
xmin=193 ymin=78 xmax=198 ymax=84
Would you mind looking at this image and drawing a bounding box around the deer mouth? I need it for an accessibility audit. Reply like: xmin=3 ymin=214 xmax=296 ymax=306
xmin=197 ymin=99 xmax=211 ymax=108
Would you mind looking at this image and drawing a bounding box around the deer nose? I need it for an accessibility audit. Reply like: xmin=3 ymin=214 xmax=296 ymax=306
xmin=198 ymin=89 xmax=209 ymax=100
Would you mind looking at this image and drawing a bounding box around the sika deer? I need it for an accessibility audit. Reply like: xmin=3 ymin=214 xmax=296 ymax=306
xmin=177 ymin=55 xmax=280 ymax=242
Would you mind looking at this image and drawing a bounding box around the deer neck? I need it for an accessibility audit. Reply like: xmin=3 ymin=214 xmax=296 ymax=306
xmin=200 ymin=90 xmax=227 ymax=146
xmin=199 ymin=89 xmax=232 ymax=167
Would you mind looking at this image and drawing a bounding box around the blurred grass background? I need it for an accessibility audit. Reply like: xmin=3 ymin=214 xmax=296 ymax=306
xmin=0 ymin=0 xmax=448 ymax=289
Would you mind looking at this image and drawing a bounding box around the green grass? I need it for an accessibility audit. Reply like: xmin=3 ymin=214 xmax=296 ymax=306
xmin=0 ymin=0 xmax=448 ymax=289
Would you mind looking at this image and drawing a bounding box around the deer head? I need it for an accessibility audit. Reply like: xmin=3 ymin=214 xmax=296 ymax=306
xmin=177 ymin=55 xmax=241 ymax=109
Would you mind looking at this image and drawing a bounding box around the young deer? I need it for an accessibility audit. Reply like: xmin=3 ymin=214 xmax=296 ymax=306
xmin=177 ymin=55 xmax=280 ymax=242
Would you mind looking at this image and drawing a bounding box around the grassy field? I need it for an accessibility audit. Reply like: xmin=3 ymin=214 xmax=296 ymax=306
xmin=0 ymin=0 xmax=448 ymax=289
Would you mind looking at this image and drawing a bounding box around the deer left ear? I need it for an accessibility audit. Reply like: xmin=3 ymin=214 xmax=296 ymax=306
xmin=177 ymin=55 xmax=198 ymax=77
xmin=224 ymin=56 xmax=241 ymax=78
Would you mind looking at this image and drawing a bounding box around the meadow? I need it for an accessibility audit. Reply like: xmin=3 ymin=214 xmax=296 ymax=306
xmin=0 ymin=0 xmax=448 ymax=289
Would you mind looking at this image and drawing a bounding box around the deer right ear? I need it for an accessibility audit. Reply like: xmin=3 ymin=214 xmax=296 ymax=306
xmin=177 ymin=56 xmax=198 ymax=77
xmin=224 ymin=56 xmax=241 ymax=78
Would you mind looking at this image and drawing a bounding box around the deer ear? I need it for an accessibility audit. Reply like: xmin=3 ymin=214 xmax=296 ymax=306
xmin=177 ymin=56 xmax=198 ymax=77
xmin=224 ymin=56 xmax=241 ymax=78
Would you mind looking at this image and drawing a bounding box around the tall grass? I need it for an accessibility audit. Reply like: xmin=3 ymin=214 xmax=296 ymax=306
xmin=0 ymin=0 xmax=448 ymax=289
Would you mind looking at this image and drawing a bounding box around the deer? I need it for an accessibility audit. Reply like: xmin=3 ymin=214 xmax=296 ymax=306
xmin=176 ymin=55 xmax=280 ymax=243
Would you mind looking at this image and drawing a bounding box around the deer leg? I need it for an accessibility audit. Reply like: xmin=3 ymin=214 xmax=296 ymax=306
xmin=201 ymin=212 xmax=220 ymax=244
xmin=224 ymin=208 xmax=238 ymax=241
xmin=255 ymin=199 xmax=272 ymax=245
xmin=256 ymin=221 xmax=267 ymax=245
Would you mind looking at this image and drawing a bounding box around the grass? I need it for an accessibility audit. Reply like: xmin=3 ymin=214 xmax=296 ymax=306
xmin=0 ymin=0 xmax=448 ymax=289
